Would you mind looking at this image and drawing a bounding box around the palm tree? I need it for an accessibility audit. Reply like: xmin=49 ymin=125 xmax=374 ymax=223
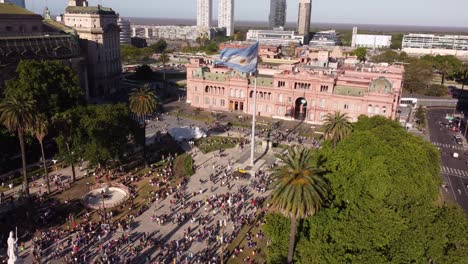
xmin=0 ymin=96 xmax=35 ymax=196
xmin=129 ymin=84 xmax=158 ymax=167
xmin=30 ymin=114 xmax=50 ymax=194
xmin=270 ymin=147 xmax=328 ymax=264
xmin=322 ymin=111 xmax=352 ymax=150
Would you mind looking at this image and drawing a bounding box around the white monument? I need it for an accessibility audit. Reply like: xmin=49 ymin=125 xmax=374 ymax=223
xmin=7 ymin=230 xmax=20 ymax=264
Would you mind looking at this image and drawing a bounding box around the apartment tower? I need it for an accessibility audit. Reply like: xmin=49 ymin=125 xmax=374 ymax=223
xmin=269 ymin=0 xmax=286 ymax=29
xmin=218 ymin=0 xmax=234 ymax=37
xmin=297 ymin=0 xmax=312 ymax=42
xmin=197 ymin=0 xmax=212 ymax=29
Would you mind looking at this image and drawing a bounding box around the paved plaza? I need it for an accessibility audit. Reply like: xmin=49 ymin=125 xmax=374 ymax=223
xmin=3 ymin=112 xmax=290 ymax=263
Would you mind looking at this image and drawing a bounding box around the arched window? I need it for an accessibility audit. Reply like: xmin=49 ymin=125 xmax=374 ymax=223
xmin=205 ymin=86 xmax=209 ymax=93
xmin=235 ymin=89 xmax=240 ymax=98
xmin=250 ymin=91 xmax=254 ymax=98
xmin=240 ymin=90 xmax=245 ymax=98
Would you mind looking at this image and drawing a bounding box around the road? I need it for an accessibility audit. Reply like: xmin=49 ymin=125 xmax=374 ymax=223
xmin=427 ymin=108 xmax=468 ymax=214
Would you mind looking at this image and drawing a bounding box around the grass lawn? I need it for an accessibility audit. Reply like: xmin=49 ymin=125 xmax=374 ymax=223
xmin=226 ymin=211 xmax=268 ymax=264
xmin=195 ymin=136 xmax=241 ymax=154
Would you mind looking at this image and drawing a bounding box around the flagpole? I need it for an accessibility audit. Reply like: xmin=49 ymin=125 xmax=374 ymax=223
xmin=250 ymin=70 xmax=258 ymax=166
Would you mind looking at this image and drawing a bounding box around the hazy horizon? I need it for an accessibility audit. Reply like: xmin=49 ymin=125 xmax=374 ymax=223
xmin=27 ymin=0 xmax=468 ymax=29
xmin=125 ymin=17 xmax=468 ymax=34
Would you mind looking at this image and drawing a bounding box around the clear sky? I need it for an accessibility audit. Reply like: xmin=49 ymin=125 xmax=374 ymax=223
xmin=26 ymin=0 xmax=468 ymax=27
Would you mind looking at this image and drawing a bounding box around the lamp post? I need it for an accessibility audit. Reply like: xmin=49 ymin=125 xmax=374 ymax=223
xmin=219 ymin=219 xmax=227 ymax=264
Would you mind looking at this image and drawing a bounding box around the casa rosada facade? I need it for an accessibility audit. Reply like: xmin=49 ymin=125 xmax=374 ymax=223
xmin=186 ymin=58 xmax=404 ymax=124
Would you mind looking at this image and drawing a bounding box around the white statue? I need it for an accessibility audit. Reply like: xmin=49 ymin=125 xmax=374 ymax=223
xmin=7 ymin=231 xmax=18 ymax=264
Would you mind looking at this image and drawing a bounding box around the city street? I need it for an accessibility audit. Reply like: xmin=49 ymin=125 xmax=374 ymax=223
xmin=427 ymin=108 xmax=468 ymax=214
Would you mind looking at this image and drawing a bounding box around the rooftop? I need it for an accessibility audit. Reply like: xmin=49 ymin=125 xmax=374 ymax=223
xmin=43 ymin=19 xmax=75 ymax=34
xmin=65 ymin=5 xmax=115 ymax=15
xmin=0 ymin=3 xmax=35 ymax=15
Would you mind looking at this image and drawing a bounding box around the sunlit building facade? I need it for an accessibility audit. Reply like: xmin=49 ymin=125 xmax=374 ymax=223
xmin=186 ymin=58 xmax=404 ymax=124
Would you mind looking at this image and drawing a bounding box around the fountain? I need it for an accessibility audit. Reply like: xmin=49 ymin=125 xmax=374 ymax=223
xmin=81 ymin=182 xmax=130 ymax=209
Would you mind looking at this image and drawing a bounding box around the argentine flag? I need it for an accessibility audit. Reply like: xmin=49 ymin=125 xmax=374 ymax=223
xmin=215 ymin=42 xmax=259 ymax=73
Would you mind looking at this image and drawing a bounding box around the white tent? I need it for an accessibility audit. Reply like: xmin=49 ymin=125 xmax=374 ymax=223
xmin=169 ymin=126 xmax=207 ymax=141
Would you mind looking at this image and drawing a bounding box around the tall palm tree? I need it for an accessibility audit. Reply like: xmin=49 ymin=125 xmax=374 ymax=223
xmin=0 ymin=96 xmax=35 ymax=196
xmin=322 ymin=111 xmax=352 ymax=150
xmin=129 ymin=84 xmax=158 ymax=167
xmin=30 ymin=114 xmax=50 ymax=194
xmin=270 ymin=147 xmax=328 ymax=264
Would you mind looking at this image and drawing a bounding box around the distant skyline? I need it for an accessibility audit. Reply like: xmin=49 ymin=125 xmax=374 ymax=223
xmin=25 ymin=0 xmax=468 ymax=27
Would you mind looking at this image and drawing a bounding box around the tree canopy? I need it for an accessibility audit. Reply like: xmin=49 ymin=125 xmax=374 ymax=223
xmin=422 ymin=55 xmax=463 ymax=86
xmin=149 ymin=39 xmax=168 ymax=53
xmin=134 ymin=64 xmax=153 ymax=81
xmin=4 ymin=60 xmax=84 ymax=118
xmin=351 ymin=47 xmax=367 ymax=61
xmin=265 ymin=116 xmax=468 ymax=263
xmin=55 ymin=104 xmax=137 ymax=166
xmin=403 ymin=57 xmax=435 ymax=95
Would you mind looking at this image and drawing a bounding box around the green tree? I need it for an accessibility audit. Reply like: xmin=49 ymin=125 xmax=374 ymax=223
xmin=150 ymin=39 xmax=168 ymax=53
xmin=390 ymin=33 xmax=403 ymax=50
xmin=270 ymin=147 xmax=328 ymax=264
xmin=352 ymin=47 xmax=367 ymax=62
xmin=423 ymin=55 xmax=462 ymax=86
xmin=0 ymin=96 xmax=35 ymax=196
xmin=4 ymin=60 xmax=83 ymax=119
xmin=426 ymin=84 xmax=447 ymax=97
xmin=403 ymin=57 xmax=434 ymax=94
xmin=134 ymin=64 xmax=153 ymax=81
xmin=415 ymin=105 xmax=426 ymax=128
xmin=292 ymin=116 xmax=468 ymax=263
xmin=159 ymin=52 xmax=170 ymax=65
xmin=370 ymin=49 xmax=406 ymax=63
xmin=322 ymin=111 xmax=352 ymax=150
xmin=29 ymin=114 xmax=50 ymax=193
xmin=54 ymin=105 xmax=136 ymax=167
xmin=52 ymin=112 xmax=77 ymax=182
xmin=129 ymin=85 xmax=158 ymax=167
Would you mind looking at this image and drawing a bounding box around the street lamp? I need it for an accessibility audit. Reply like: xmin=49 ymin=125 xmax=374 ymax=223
xmin=219 ymin=219 xmax=227 ymax=264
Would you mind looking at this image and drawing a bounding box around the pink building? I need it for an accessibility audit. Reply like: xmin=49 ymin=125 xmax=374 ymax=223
xmin=186 ymin=58 xmax=404 ymax=124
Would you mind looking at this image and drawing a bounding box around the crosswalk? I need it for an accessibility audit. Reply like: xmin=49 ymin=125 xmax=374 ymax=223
xmin=440 ymin=166 xmax=468 ymax=177
xmin=432 ymin=142 xmax=464 ymax=151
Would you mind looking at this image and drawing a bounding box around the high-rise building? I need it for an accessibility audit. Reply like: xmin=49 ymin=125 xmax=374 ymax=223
xmin=0 ymin=0 xmax=25 ymax=8
xmin=218 ymin=0 xmax=234 ymax=37
xmin=197 ymin=0 xmax=212 ymax=29
xmin=297 ymin=0 xmax=311 ymax=40
xmin=269 ymin=0 xmax=286 ymax=29
xmin=64 ymin=0 xmax=122 ymax=97
xmin=118 ymin=17 xmax=131 ymax=45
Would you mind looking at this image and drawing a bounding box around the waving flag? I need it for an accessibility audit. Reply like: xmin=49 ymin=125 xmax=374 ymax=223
xmin=215 ymin=42 xmax=259 ymax=73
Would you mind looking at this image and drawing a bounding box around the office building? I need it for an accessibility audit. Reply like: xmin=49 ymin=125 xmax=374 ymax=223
xmin=64 ymin=0 xmax=122 ymax=97
xmin=309 ymin=30 xmax=340 ymax=46
xmin=218 ymin=0 xmax=234 ymax=37
xmin=402 ymin=33 xmax=468 ymax=57
xmin=351 ymin=27 xmax=391 ymax=49
xmin=186 ymin=58 xmax=403 ymax=123
xmin=269 ymin=0 xmax=286 ymax=29
xmin=0 ymin=0 xmax=25 ymax=8
xmin=117 ymin=17 xmax=131 ymax=45
xmin=247 ymin=29 xmax=304 ymax=45
xmin=297 ymin=0 xmax=311 ymax=41
xmin=197 ymin=0 xmax=212 ymax=29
